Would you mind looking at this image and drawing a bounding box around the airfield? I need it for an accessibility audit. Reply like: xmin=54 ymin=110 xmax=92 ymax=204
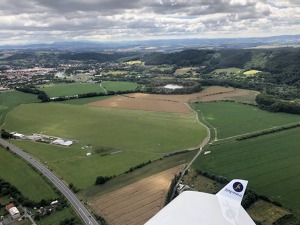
xmin=1 ymin=84 xmax=300 ymax=224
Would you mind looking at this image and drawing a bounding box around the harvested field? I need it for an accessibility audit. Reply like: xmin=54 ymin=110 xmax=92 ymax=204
xmin=90 ymin=167 xmax=182 ymax=225
xmin=125 ymin=86 xmax=237 ymax=103
xmin=88 ymin=86 xmax=259 ymax=112
xmin=88 ymin=95 xmax=192 ymax=113
xmin=247 ymin=200 xmax=290 ymax=225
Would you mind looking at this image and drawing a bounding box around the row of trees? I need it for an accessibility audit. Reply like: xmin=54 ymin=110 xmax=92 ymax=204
xmin=236 ymin=123 xmax=300 ymax=141
xmin=124 ymin=160 xmax=152 ymax=174
xmin=16 ymin=86 xmax=50 ymax=102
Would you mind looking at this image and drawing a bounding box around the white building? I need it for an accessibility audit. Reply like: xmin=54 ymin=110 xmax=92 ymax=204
xmin=52 ymin=139 xmax=73 ymax=146
xmin=6 ymin=204 xmax=20 ymax=220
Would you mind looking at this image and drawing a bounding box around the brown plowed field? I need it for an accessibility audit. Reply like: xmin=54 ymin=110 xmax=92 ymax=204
xmin=90 ymin=166 xmax=182 ymax=225
xmin=88 ymin=95 xmax=192 ymax=113
xmin=88 ymin=86 xmax=259 ymax=113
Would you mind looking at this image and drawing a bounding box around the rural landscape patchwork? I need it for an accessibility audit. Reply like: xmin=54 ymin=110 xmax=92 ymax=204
xmin=1 ymin=46 xmax=300 ymax=225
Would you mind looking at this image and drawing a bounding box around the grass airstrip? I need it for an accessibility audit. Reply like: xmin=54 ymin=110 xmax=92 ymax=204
xmin=4 ymin=103 xmax=206 ymax=189
xmin=191 ymin=101 xmax=300 ymax=212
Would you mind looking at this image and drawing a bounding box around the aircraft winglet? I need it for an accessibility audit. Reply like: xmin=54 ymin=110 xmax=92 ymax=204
xmin=216 ymin=179 xmax=248 ymax=204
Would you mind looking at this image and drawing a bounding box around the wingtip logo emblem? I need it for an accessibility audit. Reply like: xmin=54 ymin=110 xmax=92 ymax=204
xmin=233 ymin=182 xmax=243 ymax=193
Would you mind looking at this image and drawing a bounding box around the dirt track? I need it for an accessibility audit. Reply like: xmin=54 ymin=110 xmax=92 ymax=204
xmin=90 ymin=167 xmax=182 ymax=225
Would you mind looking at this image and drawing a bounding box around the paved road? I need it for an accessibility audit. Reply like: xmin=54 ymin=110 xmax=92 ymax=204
xmin=0 ymin=138 xmax=99 ymax=225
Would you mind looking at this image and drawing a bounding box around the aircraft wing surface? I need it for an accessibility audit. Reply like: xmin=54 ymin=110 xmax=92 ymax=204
xmin=145 ymin=179 xmax=256 ymax=225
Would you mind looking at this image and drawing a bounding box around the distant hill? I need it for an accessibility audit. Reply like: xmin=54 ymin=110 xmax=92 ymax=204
xmin=0 ymin=34 xmax=299 ymax=51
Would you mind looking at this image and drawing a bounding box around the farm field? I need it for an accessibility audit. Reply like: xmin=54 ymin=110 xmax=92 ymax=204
xmin=38 ymin=83 xmax=104 ymax=97
xmin=90 ymin=166 xmax=182 ymax=225
xmin=243 ymin=70 xmax=262 ymax=76
xmin=81 ymin=151 xmax=196 ymax=198
xmin=247 ymin=200 xmax=290 ymax=225
xmin=0 ymin=91 xmax=37 ymax=125
xmin=191 ymin=102 xmax=300 ymax=139
xmin=175 ymin=67 xmax=199 ymax=76
xmin=123 ymin=86 xmax=258 ymax=104
xmin=0 ymin=147 xmax=57 ymax=202
xmin=88 ymin=95 xmax=192 ymax=113
xmin=58 ymin=95 xmax=112 ymax=105
xmin=213 ymin=67 xmax=241 ymax=74
xmin=192 ymin=127 xmax=300 ymax=212
xmin=38 ymin=81 xmax=138 ymax=97
xmin=5 ymin=103 xmax=206 ymax=189
xmin=101 ymin=81 xmax=138 ymax=92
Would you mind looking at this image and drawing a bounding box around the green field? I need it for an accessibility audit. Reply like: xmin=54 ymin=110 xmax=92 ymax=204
xmin=5 ymin=104 xmax=205 ymax=152
xmin=101 ymin=81 xmax=138 ymax=92
xmin=58 ymin=96 xmax=112 ymax=105
xmin=38 ymin=83 xmax=104 ymax=97
xmin=38 ymin=81 xmax=138 ymax=98
xmin=11 ymin=140 xmax=160 ymax=189
xmin=4 ymin=103 xmax=206 ymax=188
xmin=0 ymin=91 xmax=37 ymax=126
xmin=213 ymin=67 xmax=241 ymax=74
xmin=38 ymin=208 xmax=82 ymax=225
xmin=193 ymin=127 xmax=300 ymax=212
xmin=191 ymin=102 xmax=300 ymax=139
xmin=150 ymin=66 xmax=173 ymax=73
xmin=0 ymin=147 xmax=57 ymax=202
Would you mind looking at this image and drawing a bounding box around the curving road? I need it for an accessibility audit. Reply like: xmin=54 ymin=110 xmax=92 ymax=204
xmin=0 ymin=138 xmax=99 ymax=225
xmin=170 ymin=104 xmax=212 ymax=200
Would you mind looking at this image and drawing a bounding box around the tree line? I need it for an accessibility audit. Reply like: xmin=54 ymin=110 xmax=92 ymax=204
xmin=256 ymin=94 xmax=300 ymax=114
xmin=236 ymin=123 xmax=300 ymax=141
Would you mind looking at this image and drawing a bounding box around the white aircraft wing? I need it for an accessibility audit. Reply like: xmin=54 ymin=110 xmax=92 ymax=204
xmin=145 ymin=179 xmax=256 ymax=225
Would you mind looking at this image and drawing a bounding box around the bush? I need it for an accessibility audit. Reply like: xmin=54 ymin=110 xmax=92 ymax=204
xmin=95 ymin=176 xmax=113 ymax=185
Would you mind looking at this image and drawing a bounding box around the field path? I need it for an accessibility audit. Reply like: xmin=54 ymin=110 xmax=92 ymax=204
xmin=169 ymin=104 xmax=213 ymax=199
xmin=99 ymin=83 xmax=107 ymax=94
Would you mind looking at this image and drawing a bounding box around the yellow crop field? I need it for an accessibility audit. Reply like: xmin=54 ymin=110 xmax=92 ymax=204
xmin=243 ymin=70 xmax=262 ymax=76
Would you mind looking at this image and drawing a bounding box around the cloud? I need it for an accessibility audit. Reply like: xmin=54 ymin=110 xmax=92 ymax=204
xmin=0 ymin=0 xmax=299 ymax=44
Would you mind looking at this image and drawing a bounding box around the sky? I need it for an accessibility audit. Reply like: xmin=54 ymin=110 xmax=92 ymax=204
xmin=0 ymin=0 xmax=300 ymax=45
